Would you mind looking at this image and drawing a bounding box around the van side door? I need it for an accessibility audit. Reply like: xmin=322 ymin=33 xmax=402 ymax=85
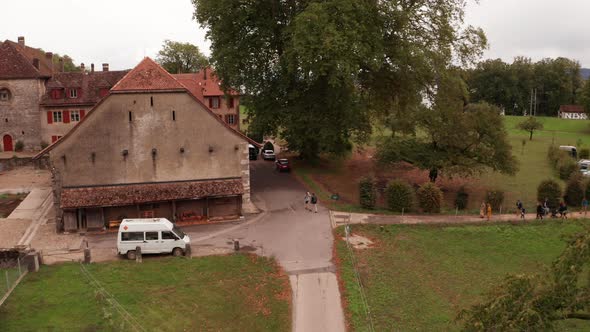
xmin=161 ymin=231 xmax=180 ymax=253
xmin=144 ymin=231 xmax=160 ymax=254
xmin=120 ymin=231 xmax=144 ymax=254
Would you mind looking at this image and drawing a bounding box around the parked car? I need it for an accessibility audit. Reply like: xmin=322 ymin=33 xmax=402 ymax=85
xmin=578 ymin=159 xmax=590 ymax=170
xmin=117 ymin=218 xmax=190 ymax=260
xmin=248 ymin=144 xmax=259 ymax=160
xmin=559 ymin=145 xmax=578 ymax=158
xmin=275 ymin=158 xmax=291 ymax=172
xmin=263 ymin=149 xmax=276 ymax=160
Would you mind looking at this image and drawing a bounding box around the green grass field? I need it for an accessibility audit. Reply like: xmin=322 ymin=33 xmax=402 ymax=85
xmin=0 ymin=255 xmax=291 ymax=332
xmin=479 ymin=116 xmax=590 ymax=210
xmin=336 ymin=221 xmax=590 ymax=331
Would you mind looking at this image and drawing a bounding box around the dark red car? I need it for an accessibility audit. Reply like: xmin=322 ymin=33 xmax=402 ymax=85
xmin=275 ymin=159 xmax=291 ymax=172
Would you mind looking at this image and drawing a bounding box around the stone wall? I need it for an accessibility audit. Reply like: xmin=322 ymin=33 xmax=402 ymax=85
xmin=0 ymin=79 xmax=44 ymax=151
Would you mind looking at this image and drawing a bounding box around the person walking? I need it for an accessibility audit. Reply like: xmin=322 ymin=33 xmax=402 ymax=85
xmin=536 ymin=202 xmax=544 ymax=220
xmin=582 ymin=198 xmax=588 ymax=217
xmin=311 ymin=193 xmax=318 ymax=213
xmin=480 ymin=202 xmax=486 ymax=218
xmin=516 ymin=200 xmax=523 ymax=216
xmin=486 ymin=203 xmax=492 ymax=221
xmin=304 ymin=192 xmax=311 ymax=211
xmin=559 ymin=201 xmax=568 ymax=219
xmin=520 ymin=206 xmax=526 ymax=220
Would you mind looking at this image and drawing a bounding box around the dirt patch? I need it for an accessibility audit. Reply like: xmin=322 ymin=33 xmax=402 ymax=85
xmin=0 ymin=218 xmax=31 ymax=248
xmin=0 ymin=166 xmax=50 ymax=190
xmin=343 ymin=234 xmax=374 ymax=250
xmin=0 ymin=193 xmax=27 ymax=218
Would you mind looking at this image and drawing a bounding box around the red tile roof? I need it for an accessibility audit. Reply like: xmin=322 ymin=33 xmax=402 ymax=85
xmin=41 ymin=70 xmax=129 ymax=106
xmin=6 ymin=41 xmax=53 ymax=77
xmin=0 ymin=41 xmax=41 ymax=79
xmin=60 ymin=178 xmax=244 ymax=209
xmin=173 ymin=68 xmax=238 ymax=98
xmin=559 ymin=105 xmax=585 ymax=113
xmin=111 ymin=57 xmax=186 ymax=92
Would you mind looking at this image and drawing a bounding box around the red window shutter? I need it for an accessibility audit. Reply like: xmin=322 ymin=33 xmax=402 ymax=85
xmin=77 ymin=89 xmax=81 ymax=98
xmin=51 ymin=136 xmax=57 ymax=143
xmin=208 ymin=97 xmax=212 ymax=108
xmin=63 ymin=110 xmax=70 ymax=123
xmin=47 ymin=111 xmax=53 ymax=124
xmin=80 ymin=110 xmax=86 ymax=118
xmin=229 ymin=97 xmax=234 ymax=108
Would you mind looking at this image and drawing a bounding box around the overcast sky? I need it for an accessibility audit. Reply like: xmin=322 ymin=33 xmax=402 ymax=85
xmin=1 ymin=0 xmax=589 ymax=70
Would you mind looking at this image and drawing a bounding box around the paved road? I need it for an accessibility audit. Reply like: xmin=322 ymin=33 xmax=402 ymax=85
xmin=193 ymin=160 xmax=345 ymax=332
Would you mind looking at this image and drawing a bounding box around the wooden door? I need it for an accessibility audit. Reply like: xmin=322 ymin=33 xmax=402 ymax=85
xmin=2 ymin=135 xmax=13 ymax=152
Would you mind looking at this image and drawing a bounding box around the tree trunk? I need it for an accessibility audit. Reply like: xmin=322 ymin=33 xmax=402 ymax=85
xmin=530 ymin=131 xmax=533 ymax=140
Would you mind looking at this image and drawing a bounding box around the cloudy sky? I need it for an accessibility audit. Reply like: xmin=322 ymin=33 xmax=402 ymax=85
xmin=1 ymin=0 xmax=589 ymax=70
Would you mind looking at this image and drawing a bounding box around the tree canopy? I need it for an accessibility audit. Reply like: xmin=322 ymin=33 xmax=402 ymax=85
xmin=517 ymin=117 xmax=544 ymax=140
xmin=193 ymin=0 xmax=486 ymax=159
xmin=156 ymin=40 xmax=208 ymax=74
xmin=466 ymin=57 xmax=583 ymax=116
xmin=460 ymin=228 xmax=590 ymax=331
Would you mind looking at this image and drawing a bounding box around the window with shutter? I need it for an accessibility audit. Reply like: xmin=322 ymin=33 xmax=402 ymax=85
xmin=63 ymin=110 xmax=70 ymax=123
xmin=80 ymin=110 xmax=86 ymax=118
xmin=47 ymin=111 xmax=53 ymax=124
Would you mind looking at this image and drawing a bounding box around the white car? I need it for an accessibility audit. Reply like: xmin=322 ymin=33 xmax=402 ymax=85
xmin=262 ymin=149 xmax=276 ymax=160
xmin=117 ymin=218 xmax=190 ymax=259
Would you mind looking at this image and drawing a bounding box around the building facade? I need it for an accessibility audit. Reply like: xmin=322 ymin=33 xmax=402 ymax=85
xmin=174 ymin=69 xmax=241 ymax=131
xmin=558 ymin=105 xmax=588 ymax=120
xmin=35 ymin=58 xmax=257 ymax=232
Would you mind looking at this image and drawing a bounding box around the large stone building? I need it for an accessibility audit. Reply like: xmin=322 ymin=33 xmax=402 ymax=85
xmin=35 ymin=58 xmax=257 ymax=232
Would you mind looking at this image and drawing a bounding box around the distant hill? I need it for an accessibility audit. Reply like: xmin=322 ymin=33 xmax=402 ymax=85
xmin=582 ymin=68 xmax=590 ymax=80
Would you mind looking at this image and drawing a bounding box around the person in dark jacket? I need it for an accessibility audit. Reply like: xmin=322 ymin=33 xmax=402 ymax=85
xmin=536 ymin=203 xmax=544 ymax=220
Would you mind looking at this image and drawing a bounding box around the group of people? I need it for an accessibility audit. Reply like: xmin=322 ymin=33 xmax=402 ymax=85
xmin=479 ymin=198 xmax=586 ymax=221
xmin=304 ymin=192 xmax=318 ymax=213
xmin=479 ymin=202 xmax=493 ymax=220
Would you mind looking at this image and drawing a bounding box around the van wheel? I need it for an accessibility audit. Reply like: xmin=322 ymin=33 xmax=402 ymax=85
xmin=172 ymin=247 xmax=184 ymax=257
xmin=126 ymin=250 xmax=136 ymax=260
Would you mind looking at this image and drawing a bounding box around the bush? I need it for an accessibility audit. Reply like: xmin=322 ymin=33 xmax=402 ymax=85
xmin=547 ymin=145 xmax=566 ymax=168
xmin=359 ymin=177 xmax=376 ymax=209
xmin=455 ymin=186 xmax=469 ymax=210
xmin=558 ymin=158 xmax=578 ymax=180
xmin=263 ymin=141 xmax=274 ymax=151
xmin=385 ymin=180 xmax=414 ymax=212
xmin=416 ymin=182 xmax=443 ymax=213
xmin=14 ymin=140 xmax=24 ymax=152
xmin=485 ymin=190 xmax=505 ymax=212
xmin=40 ymin=141 xmax=49 ymax=149
xmin=564 ymin=174 xmax=584 ymax=207
xmin=537 ymin=179 xmax=562 ymax=210
xmin=579 ymin=148 xmax=590 ymax=159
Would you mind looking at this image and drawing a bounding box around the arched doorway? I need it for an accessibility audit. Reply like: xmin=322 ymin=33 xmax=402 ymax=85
xmin=3 ymin=135 xmax=13 ymax=152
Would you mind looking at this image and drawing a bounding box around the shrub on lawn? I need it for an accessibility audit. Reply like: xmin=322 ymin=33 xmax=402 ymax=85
xmin=547 ymin=145 xmax=567 ymax=168
xmin=579 ymin=148 xmax=590 ymax=159
xmin=416 ymin=182 xmax=442 ymax=213
xmin=14 ymin=140 xmax=24 ymax=152
xmin=564 ymin=174 xmax=584 ymax=207
xmin=485 ymin=190 xmax=505 ymax=212
xmin=455 ymin=186 xmax=469 ymax=210
xmin=359 ymin=177 xmax=376 ymax=209
xmin=557 ymin=158 xmax=578 ymax=180
xmin=385 ymin=180 xmax=414 ymax=212
xmin=263 ymin=141 xmax=274 ymax=151
xmin=537 ymin=179 xmax=562 ymax=210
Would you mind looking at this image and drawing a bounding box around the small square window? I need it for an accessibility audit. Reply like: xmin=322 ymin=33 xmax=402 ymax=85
xmin=70 ymin=110 xmax=80 ymax=122
xmin=0 ymin=89 xmax=9 ymax=101
xmin=226 ymin=114 xmax=236 ymax=125
xmin=69 ymin=89 xmax=78 ymax=99
xmin=52 ymin=111 xmax=63 ymax=123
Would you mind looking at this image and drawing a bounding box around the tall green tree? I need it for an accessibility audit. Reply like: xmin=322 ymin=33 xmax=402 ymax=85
xmin=193 ymin=0 xmax=486 ymax=159
xmin=156 ymin=40 xmax=208 ymax=74
xmin=579 ymin=80 xmax=590 ymax=115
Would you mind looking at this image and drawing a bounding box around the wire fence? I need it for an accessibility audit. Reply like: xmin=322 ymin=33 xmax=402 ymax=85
xmin=0 ymin=256 xmax=28 ymax=305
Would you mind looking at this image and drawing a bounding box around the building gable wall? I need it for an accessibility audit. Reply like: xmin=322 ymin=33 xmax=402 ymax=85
xmin=49 ymin=92 xmax=247 ymax=187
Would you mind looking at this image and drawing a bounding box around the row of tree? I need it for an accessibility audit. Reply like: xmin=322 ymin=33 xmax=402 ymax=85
xmin=466 ymin=57 xmax=589 ymax=116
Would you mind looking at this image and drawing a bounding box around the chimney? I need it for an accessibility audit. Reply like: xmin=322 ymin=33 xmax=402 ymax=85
xmin=17 ymin=36 xmax=25 ymax=47
xmin=91 ymin=63 xmax=94 ymax=73
xmin=45 ymin=52 xmax=54 ymax=73
xmin=58 ymin=58 xmax=64 ymax=72
xmin=102 ymin=63 xmax=109 ymax=72
xmin=203 ymin=67 xmax=207 ymax=80
xmin=80 ymin=63 xmax=85 ymax=72
xmin=32 ymin=58 xmax=40 ymax=70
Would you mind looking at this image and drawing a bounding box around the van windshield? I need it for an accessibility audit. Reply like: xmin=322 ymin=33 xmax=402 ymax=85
xmin=172 ymin=226 xmax=186 ymax=239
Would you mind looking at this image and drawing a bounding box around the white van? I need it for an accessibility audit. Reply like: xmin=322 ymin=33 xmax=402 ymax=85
xmin=559 ymin=145 xmax=578 ymax=158
xmin=117 ymin=218 xmax=190 ymax=260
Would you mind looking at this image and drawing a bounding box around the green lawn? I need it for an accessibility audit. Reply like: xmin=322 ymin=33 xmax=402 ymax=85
xmin=479 ymin=116 xmax=590 ymax=210
xmin=0 ymin=255 xmax=291 ymax=332
xmin=336 ymin=220 xmax=590 ymax=331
